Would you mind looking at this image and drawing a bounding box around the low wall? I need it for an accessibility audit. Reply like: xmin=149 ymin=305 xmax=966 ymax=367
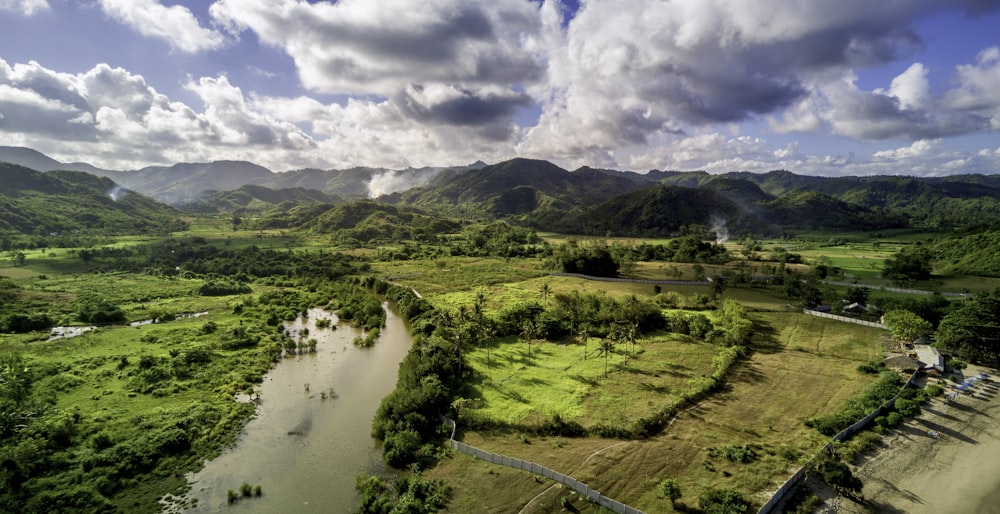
xmin=755 ymin=371 xmax=919 ymax=513
xmin=803 ymin=309 xmax=885 ymax=329
xmin=441 ymin=416 xmax=645 ymax=514
xmin=550 ymin=272 xmax=709 ymax=286
xmin=822 ymin=280 xmax=966 ymax=297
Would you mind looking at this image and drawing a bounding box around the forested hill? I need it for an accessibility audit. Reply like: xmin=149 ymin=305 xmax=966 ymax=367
xmin=178 ymin=185 xmax=341 ymax=214
xmin=0 ymin=163 xmax=186 ymax=237
xmin=4 ymin=146 xmax=1000 ymax=233
xmin=655 ymin=170 xmax=1000 ymax=228
xmin=391 ymin=158 xmax=654 ymax=217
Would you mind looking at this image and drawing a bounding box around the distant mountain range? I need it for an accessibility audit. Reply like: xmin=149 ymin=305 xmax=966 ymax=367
xmin=0 ymin=146 xmax=482 ymax=204
xmin=3 ymin=146 xmax=1000 ymax=238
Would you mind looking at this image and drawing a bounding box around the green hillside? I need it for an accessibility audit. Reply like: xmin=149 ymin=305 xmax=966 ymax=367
xmin=536 ymin=185 xmax=767 ymax=237
xmin=0 ymin=164 xmax=186 ymax=237
xmin=179 ymin=185 xmax=340 ymax=214
xmin=290 ymin=200 xmax=461 ymax=243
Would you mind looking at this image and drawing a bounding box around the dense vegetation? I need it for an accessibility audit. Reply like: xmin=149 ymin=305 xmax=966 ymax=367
xmin=0 ymin=164 xmax=186 ymax=239
xmin=3 ymin=153 xmax=1000 ymax=513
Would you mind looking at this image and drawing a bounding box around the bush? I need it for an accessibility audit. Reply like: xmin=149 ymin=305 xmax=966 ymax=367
xmin=698 ymin=488 xmax=752 ymax=514
xmin=857 ymin=359 xmax=885 ymax=374
xmin=198 ymin=280 xmax=252 ymax=296
xmin=894 ymin=398 xmax=921 ymax=417
xmin=925 ymin=384 xmax=945 ymax=397
xmin=657 ymin=478 xmax=682 ymax=505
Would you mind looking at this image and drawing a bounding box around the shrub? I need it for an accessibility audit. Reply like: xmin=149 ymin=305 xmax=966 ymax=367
xmin=925 ymin=384 xmax=945 ymax=397
xmin=857 ymin=359 xmax=885 ymax=374
xmin=198 ymin=280 xmax=252 ymax=296
xmin=698 ymin=488 xmax=751 ymax=514
xmin=894 ymin=398 xmax=921 ymax=417
xmin=657 ymin=478 xmax=682 ymax=505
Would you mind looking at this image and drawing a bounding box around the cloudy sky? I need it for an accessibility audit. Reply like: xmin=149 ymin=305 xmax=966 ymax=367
xmin=1 ymin=0 xmax=1000 ymax=176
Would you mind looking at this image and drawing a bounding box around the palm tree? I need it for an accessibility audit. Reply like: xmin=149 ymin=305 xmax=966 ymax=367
xmin=579 ymin=322 xmax=591 ymax=360
xmin=539 ymin=283 xmax=552 ymax=306
xmin=521 ymin=320 xmax=537 ymax=367
xmin=598 ymin=337 xmax=615 ymax=378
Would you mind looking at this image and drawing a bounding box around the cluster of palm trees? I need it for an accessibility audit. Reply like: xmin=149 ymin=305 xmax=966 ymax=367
xmin=436 ymin=282 xmax=652 ymax=381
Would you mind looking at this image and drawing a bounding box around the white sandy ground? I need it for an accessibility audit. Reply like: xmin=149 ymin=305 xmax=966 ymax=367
xmin=813 ymin=365 xmax=1000 ymax=514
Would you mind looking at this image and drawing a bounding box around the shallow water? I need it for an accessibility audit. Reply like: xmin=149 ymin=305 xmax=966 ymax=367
xmin=178 ymin=304 xmax=411 ymax=513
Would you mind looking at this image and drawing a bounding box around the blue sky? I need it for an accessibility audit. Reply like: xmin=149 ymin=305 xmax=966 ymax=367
xmin=1 ymin=0 xmax=999 ymax=176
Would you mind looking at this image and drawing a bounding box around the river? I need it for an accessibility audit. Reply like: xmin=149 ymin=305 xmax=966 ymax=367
xmin=177 ymin=303 xmax=411 ymax=513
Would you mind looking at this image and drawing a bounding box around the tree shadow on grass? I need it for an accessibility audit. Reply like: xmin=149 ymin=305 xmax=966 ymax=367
xmin=639 ymin=382 xmax=670 ymax=394
xmin=569 ymin=374 xmax=598 ymax=386
xmin=727 ymin=361 xmax=767 ymax=385
xmin=750 ymin=319 xmax=784 ymax=355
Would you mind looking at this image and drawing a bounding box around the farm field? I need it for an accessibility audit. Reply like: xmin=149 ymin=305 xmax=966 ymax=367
xmin=428 ymin=306 xmax=885 ymax=513
xmin=0 ymin=228 xmax=980 ymax=513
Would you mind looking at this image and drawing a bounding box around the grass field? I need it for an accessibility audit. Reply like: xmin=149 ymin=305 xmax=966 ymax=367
xmin=461 ymin=332 xmax=719 ymax=427
xmin=429 ymin=311 xmax=885 ymax=513
xmin=2 ymin=228 xmax=984 ymax=513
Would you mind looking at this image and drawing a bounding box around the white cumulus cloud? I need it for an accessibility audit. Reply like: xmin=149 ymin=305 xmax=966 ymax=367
xmin=99 ymin=0 xmax=226 ymax=53
xmin=0 ymin=0 xmax=48 ymax=16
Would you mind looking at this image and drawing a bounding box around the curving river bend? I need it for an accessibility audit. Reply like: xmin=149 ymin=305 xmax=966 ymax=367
xmin=178 ymin=304 xmax=411 ymax=513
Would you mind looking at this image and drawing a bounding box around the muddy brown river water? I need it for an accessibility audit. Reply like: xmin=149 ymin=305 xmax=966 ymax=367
xmin=175 ymin=304 xmax=411 ymax=513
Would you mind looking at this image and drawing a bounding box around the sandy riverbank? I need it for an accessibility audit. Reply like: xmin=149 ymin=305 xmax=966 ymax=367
xmin=823 ymin=365 xmax=1000 ymax=514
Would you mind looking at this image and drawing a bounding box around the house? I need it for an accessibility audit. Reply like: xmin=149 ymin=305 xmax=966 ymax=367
xmin=913 ymin=344 xmax=945 ymax=372
xmin=884 ymin=353 xmax=920 ymax=373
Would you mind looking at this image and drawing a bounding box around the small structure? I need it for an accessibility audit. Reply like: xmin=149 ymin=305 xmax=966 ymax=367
xmin=913 ymin=344 xmax=944 ymax=372
xmin=843 ymin=302 xmax=870 ymax=314
xmin=884 ymin=353 xmax=920 ymax=373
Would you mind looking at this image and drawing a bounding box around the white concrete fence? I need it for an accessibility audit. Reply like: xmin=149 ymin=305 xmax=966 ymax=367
xmin=755 ymin=372 xmax=919 ymax=513
xmin=441 ymin=416 xmax=645 ymax=514
xmin=802 ymin=309 xmax=885 ymax=329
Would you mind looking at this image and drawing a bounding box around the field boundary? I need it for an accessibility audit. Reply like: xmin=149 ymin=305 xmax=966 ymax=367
xmin=821 ymin=280 xmax=967 ymax=297
xmin=802 ymin=308 xmax=885 ymax=329
xmin=441 ymin=416 xmax=646 ymax=514
xmin=755 ymin=371 xmax=919 ymax=513
xmin=550 ymin=272 xmax=709 ymax=286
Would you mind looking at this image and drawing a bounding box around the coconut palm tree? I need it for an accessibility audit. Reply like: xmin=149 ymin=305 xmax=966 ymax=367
xmin=521 ymin=319 xmax=537 ymax=367
xmin=598 ymin=337 xmax=616 ymax=377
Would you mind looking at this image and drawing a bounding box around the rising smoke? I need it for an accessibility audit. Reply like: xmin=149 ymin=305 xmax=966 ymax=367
xmin=711 ymin=215 xmax=729 ymax=244
xmin=108 ymin=185 xmax=126 ymax=201
xmin=366 ymin=169 xmax=440 ymax=198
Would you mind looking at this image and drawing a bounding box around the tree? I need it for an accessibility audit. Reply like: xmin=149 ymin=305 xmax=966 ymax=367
xmin=579 ymin=322 xmax=591 ymax=361
xmin=882 ymin=247 xmax=933 ymax=285
xmin=12 ymin=252 xmax=25 ymax=267
xmin=882 ymin=309 xmax=933 ymax=344
xmin=520 ymin=320 xmax=537 ymax=367
xmin=657 ymin=478 xmax=682 ymax=507
xmin=538 ymin=283 xmax=552 ymax=306
xmin=845 ymin=286 xmax=869 ymax=305
xmin=717 ymin=298 xmax=752 ymax=346
xmin=598 ymin=337 xmax=615 ymax=377
xmin=709 ymin=276 xmax=726 ymax=299
xmin=698 ymin=488 xmax=751 ymax=514
xmin=784 ymin=272 xmax=822 ymax=308
xmin=78 ymin=248 xmax=94 ymax=265
xmin=813 ymin=454 xmax=863 ymax=499
xmin=936 ymin=289 xmax=1000 ymax=365
xmin=692 ymin=264 xmax=706 ymax=282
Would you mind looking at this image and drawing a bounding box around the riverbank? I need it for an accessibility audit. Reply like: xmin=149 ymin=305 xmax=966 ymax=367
xmin=823 ymin=365 xmax=1000 ymax=513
